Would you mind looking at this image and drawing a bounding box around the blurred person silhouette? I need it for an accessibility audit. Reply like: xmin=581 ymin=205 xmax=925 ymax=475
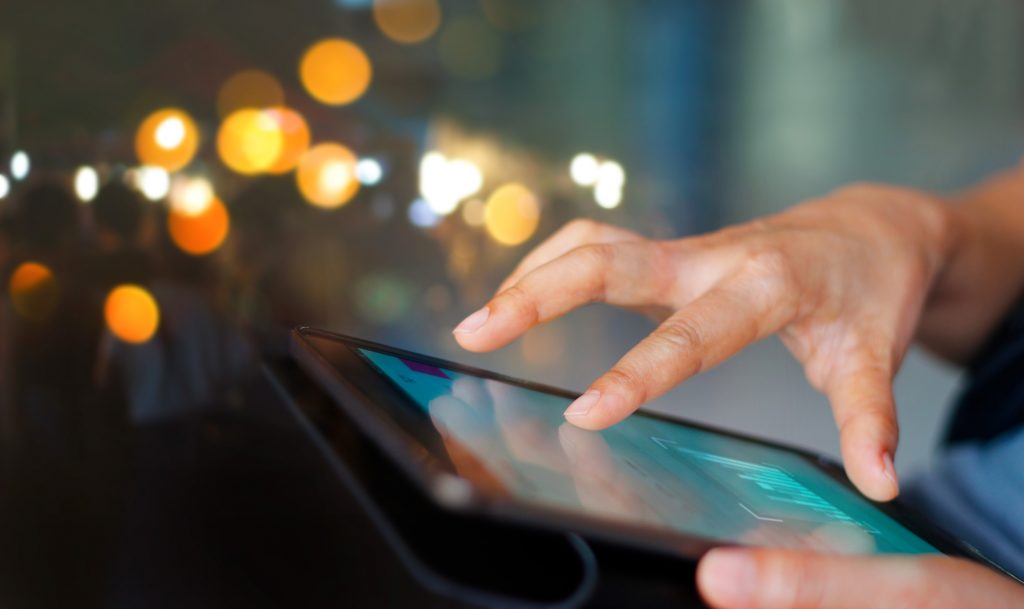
xmin=0 ymin=179 xmax=125 ymax=609
xmin=88 ymin=181 xmax=153 ymax=289
xmin=0 ymin=179 xmax=102 ymax=441
xmin=94 ymin=196 xmax=255 ymax=425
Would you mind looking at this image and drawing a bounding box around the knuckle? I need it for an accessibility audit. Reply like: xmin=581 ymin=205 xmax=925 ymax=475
xmin=740 ymin=246 xmax=798 ymax=317
xmin=601 ymin=367 xmax=647 ymax=401
xmin=652 ymin=318 xmax=706 ymax=375
xmin=839 ymin=408 xmax=899 ymax=447
xmin=743 ymin=246 xmax=794 ymax=290
xmin=657 ymin=317 xmax=705 ymax=353
xmin=755 ymin=552 xmax=819 ymax=608
xmin=496 ymin=284 xmax=540 ymax=325
xmin=574 ymin=242 xmax=616 ymax=267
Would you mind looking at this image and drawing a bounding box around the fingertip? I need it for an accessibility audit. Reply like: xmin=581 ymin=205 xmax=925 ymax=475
xmin=845 ymin=447 xmax=900 ymax=502
xmin=563 ymin=390 xmax=633 ymax=429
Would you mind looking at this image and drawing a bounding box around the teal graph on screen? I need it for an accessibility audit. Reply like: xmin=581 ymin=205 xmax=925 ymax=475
xmin=359 ymin=348 xmax=938 ymax=555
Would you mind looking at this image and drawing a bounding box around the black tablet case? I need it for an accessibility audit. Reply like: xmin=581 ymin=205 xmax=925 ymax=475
xmin=265 ymin=359 xmax=709 ymax=609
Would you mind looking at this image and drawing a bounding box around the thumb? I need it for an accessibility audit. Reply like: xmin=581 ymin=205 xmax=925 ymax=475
xmin=697 ymin=548 xmax=1023 ymax=609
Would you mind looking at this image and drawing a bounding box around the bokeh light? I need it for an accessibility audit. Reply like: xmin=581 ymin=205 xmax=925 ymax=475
xmin=10 ymin=151 xmax=30 ymax=181
xmin=355 ymin=157 xmax=384 ymax=186
xmin=373 ymin=0 xmax=442 ymax=44
xmin=598 ymin=160 xmax=626 ymax=188
xmin=408 ymin=198 xmax=440 ymax=227
xmin=217 ymin=109 xmax=285 ymax=175
xmin=216 ymin=69 xmax=285 ymax=118
xmin=104 ymin=285 xmax=159 ymax=344
xmin=438 ymin=16 xmax=502 ymax=80
xmin=299 ymin=39 xmax=372 ymax=106
xmin=167 ymin=196 xmax=230 ymax=255
xmin=461 ymin=198 xmax=485 ymax=226
xmin=169 ymin=175 xmax=215 ymax=216
xmin=419 ymin=152 xmax=483 ymax=215
xmin=296 ymin=143 xmax=360 ymax=209
xmin=593 ymin=159 xmax=625 ymax=209
xmin=484 ymin=182 xmax=540 ymax=246
xmin=0 ymin=174 xmax=10 ymax=199
xmin=8 ymin=262 xmax=59 ymax=321
xmin=74 ymin=166 xmax=99 ymax=202
xmin=135 ymin=108 xmax=200 ymax=172
xmin=134 ymin=166 xmax=171 ymax=201
xmin=265 ymin=107 xmax=310 ymax=174
xmin=594 ymin=180 xmax=623 ymax=209
xmin=570 ymin=153 xmax=600 ymax=186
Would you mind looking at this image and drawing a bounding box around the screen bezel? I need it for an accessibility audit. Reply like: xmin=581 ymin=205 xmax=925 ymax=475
xmin=291 ymin=326 xmax=993 ymax=563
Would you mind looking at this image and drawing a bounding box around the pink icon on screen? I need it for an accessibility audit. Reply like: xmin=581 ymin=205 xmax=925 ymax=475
xmin=400 ymin=358 xmax=450 ymax=380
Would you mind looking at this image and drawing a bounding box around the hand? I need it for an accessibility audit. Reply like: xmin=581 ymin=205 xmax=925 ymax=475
xmin=454 ymin=184 xmax=960 ymax=501
xmin=697 ymin=548 xmax=1024 ymax=609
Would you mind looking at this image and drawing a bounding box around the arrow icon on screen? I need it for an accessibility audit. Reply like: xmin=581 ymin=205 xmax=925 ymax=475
xmin=650 ymin=436 xmax=680 ymax=451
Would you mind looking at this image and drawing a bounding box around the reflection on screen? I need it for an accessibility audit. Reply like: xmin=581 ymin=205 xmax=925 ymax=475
xmin=359 ymin=348 xmax=937 ymax=555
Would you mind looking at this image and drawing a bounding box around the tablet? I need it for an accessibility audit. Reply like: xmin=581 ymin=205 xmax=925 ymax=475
xmin=291 ymin=327 xmax=993 ymax=563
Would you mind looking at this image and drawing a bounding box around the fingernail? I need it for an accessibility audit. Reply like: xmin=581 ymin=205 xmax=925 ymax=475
xmin=453 ymin=307 xmax=489 ymax=334
xmin=882 ymin=452 xmax=899 ymax=490
xmin=564 ymin=390 xmax=601 ymax=418
xmin=699 ymin=549 xmax=756 ymax=607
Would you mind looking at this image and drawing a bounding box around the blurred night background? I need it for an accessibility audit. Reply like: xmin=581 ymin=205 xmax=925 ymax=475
xmin=1 ymin=0 xmax=1023 ymax=604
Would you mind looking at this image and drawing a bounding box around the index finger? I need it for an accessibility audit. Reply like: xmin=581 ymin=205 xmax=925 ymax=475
xmin=497 ymin=218 xmax=644 ymax=294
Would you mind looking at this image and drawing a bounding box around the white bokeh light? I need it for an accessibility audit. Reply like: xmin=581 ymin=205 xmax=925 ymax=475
xmin=155 ymin=116 xmax=187 ymax=150
xmin=169 ymin=175 xmax=214 ymax=216
xmin=136 ymin=166 xmax=171 ymax=201
xmin=570 ymin=153 xmax=599 ymax=186
xmin=594 ymin=180 xmax=623 ymax=209
xmin=419 ymin=152 xmax=483 ymax=215
xmin=74 ymin=166 xmax=100 ymax=202
xmin=10 ymin=151 xmax=30 ymax=181
xmin=356 ymin=158 xmax=384 ymax=186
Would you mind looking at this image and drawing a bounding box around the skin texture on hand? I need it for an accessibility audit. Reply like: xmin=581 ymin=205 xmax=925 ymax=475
xmin=454 ymin=183 xmax=963 ymax=502
xmin=697 ymin=548 xmax=1024 ymax=609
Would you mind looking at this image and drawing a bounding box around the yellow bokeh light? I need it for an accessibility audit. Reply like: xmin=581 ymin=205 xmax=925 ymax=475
xmin=373 ymin=0 xmax=442 ymax=44
xmin=217 ymin=109 xmax=285 ymax=175
xmin=484 ymin=182 xmax=540 ymax=246
xmin=296 ymin=143 xmax=360 ymax=209
xmin=105 ymin=285 xmax=160 ymax=344
xmin=265 ymin=107 xmax=311 ymax=174
xmin=168 ymin=197 xmax=230 ymax=255
xmin=299 ymin=39 xmax=372 ymax=106
xmin=135 ymin=108 xmax=200 ymax=172
xmin=216 ymin=69 xmax=285 ymax=118
xmin=8 ymin=262 xmax=59 ymax=321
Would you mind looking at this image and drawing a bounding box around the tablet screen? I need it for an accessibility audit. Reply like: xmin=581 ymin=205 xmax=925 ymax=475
xmin=357 ymin=347 xmax=937 ymax=555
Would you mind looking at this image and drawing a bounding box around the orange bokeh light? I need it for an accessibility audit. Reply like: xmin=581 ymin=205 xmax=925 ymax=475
xmin=484 ymin=182 xmax=540 ymax=246
xmin=217 ymin=69 xmax=285 ymax=118
xmin=135 ymin=108 xmax=200 ymax=172
xmin=168 ymin=197 xmax=231 ymax=255
xmin=299 ymin=39 xmax=372 ymax=106
xmin=104 ymin=285 xmax=160 ymax=344
xmin=296 ymin=143 xmax=360 ymax=209
xmin=265 ymin=107 xmax=311 ymax=174
xmin=217 ymin=109 xmax=285 ymax=175
xmin=373 ymin=0 xmax=442 ymax=44
xmin=8 ymin=261 xmax=59 ymax=321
